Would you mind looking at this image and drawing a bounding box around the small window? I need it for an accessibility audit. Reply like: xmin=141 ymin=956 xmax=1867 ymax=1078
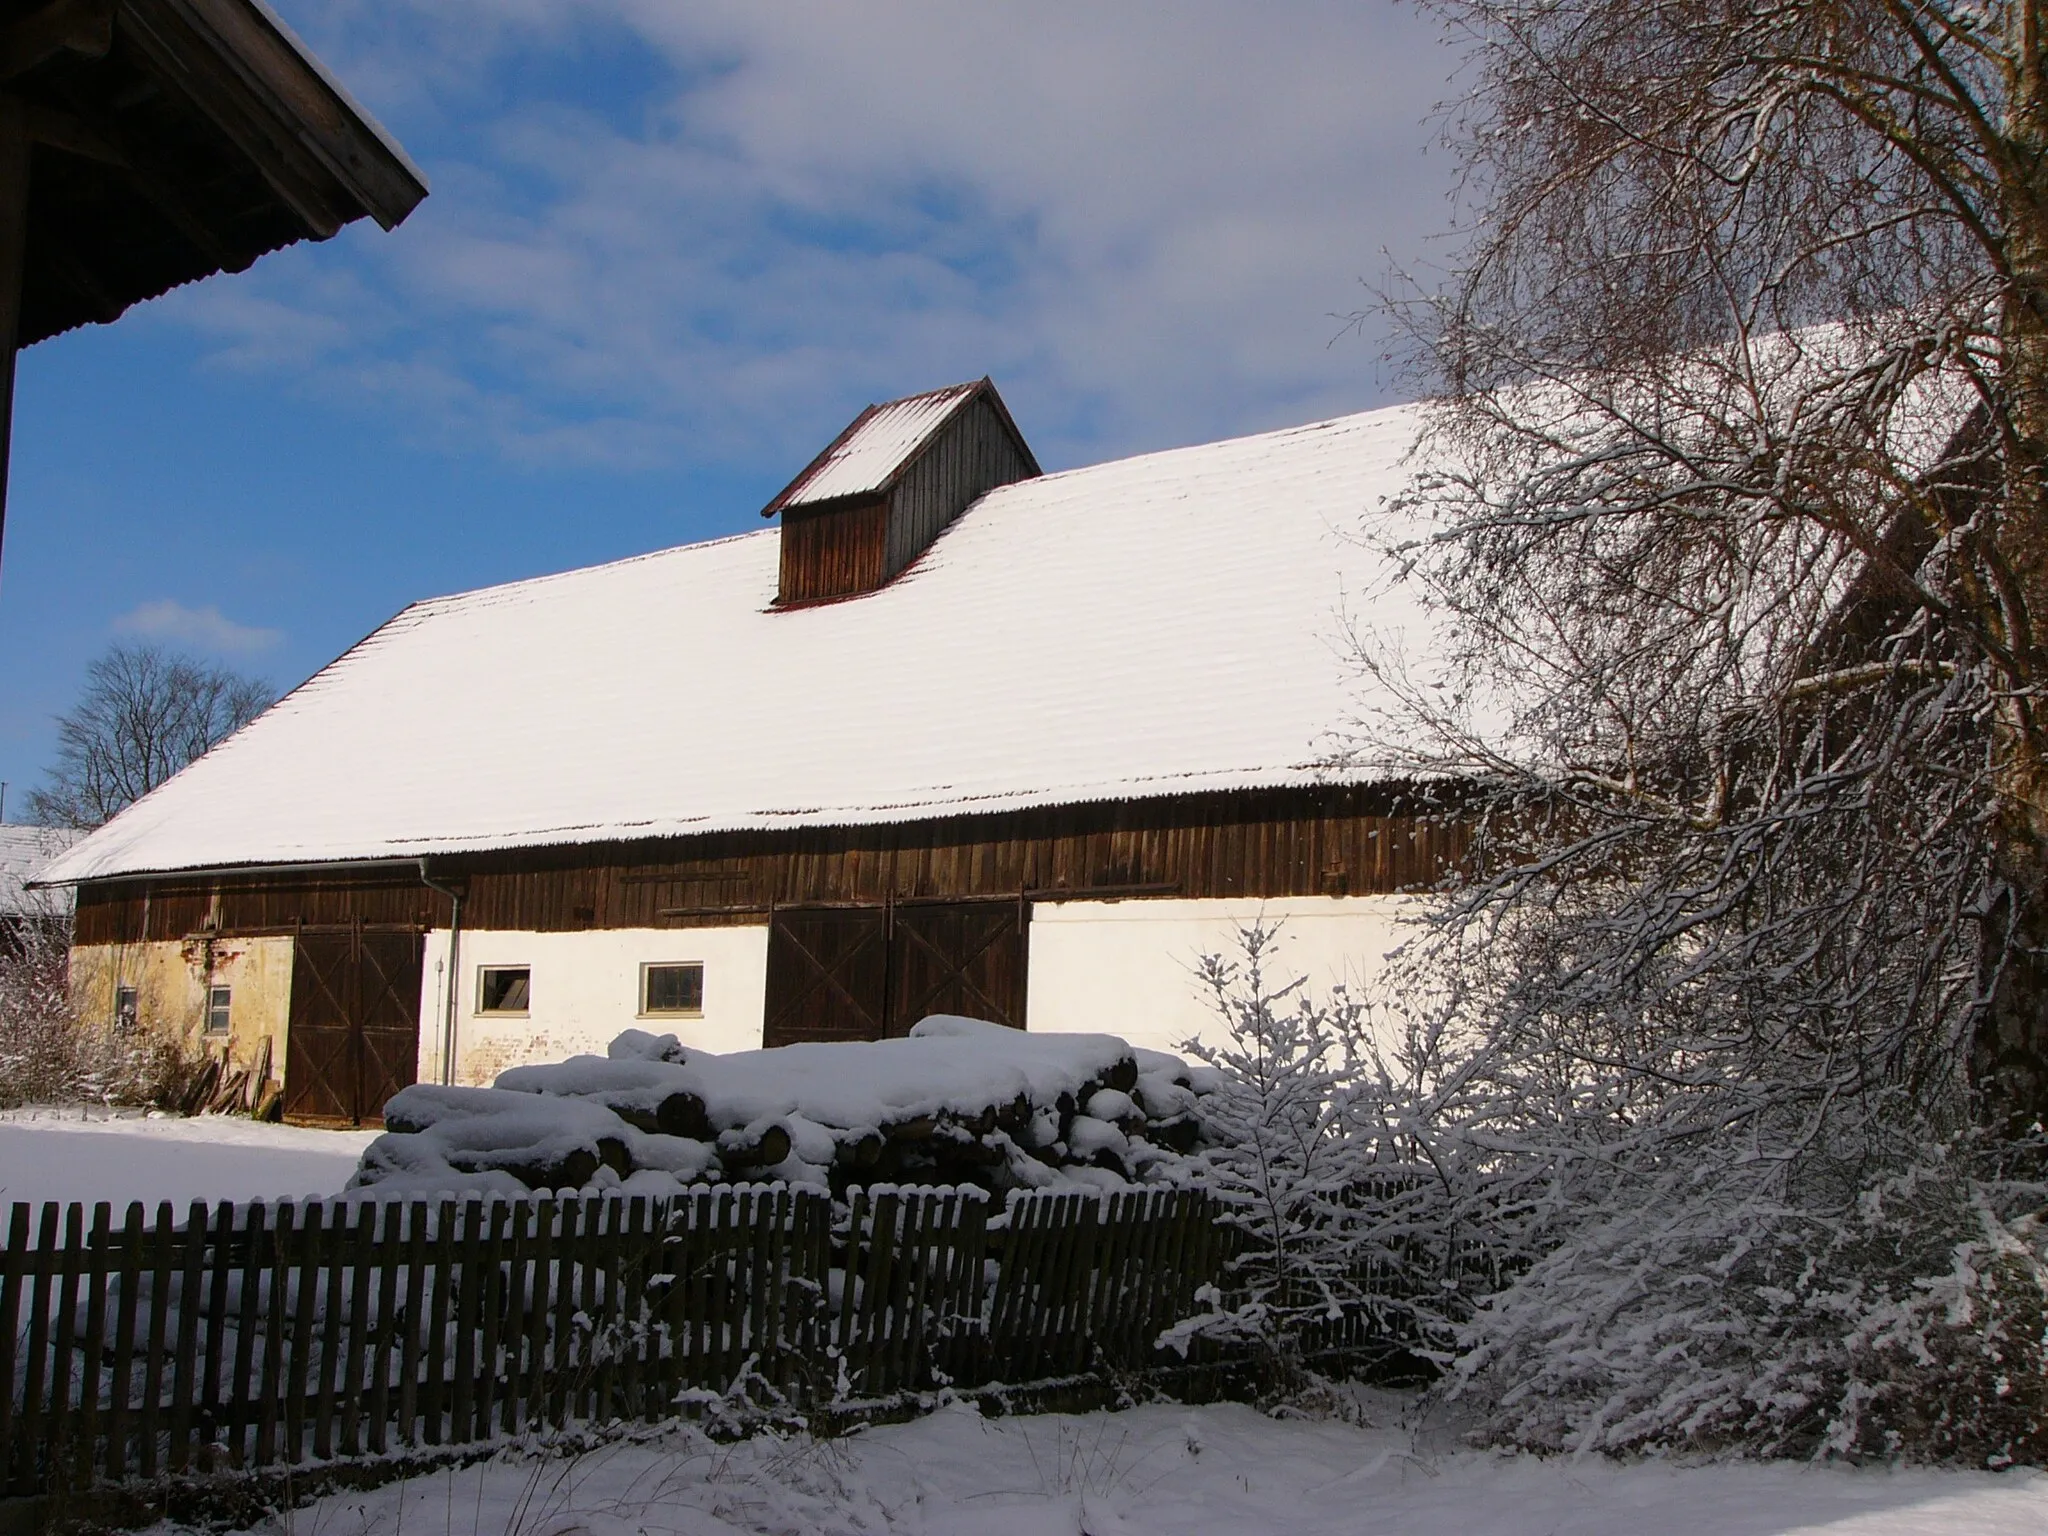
xmin=115 ymin=986 xmax=138 ymax=1033
xmin=205 ymin=985 xmax=232 ymax=1035
xmin=477 ymin=966 xmax=531 ymax=1015
xmin=640 ymin=962 xmax=704 ymax=1017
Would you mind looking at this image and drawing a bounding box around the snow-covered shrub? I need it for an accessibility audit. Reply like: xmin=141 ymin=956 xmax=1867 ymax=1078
xmin=0 ymin=914 xmax=192 ymax=1110
xmin=1452 ymin=1148 xmax=2048 ymax=1463
xmin=1182 ymin=922 xmax=1501 ymax=1385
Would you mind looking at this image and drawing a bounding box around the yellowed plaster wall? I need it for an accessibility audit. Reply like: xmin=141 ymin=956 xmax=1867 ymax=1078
xmin=69 ymin=937 xmax=294 ymax=1084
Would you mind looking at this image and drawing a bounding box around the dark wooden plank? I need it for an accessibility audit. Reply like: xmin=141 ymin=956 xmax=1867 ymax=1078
xmin=747 ymin=1188 xmax=773 ymax=1403
xmin=368 ymin=1200 xmax=402 ymax=1454
xmin=522 ymin=1196 xmax=555 ymax=1434
xmin=575 ymin=1196 xmax=604 ymax=1424
xmin=448 ymin=1200 xmax=483 ymax=1444
xmin=254 ymin=1204 xmax=292 ymax=1468
xmin=166 ymin=1200 xmax=207 ymax=1472
xmin=45 ymin=1204 xmax=83 ymax=1483
xmin=199 ymin=1201 xmax=237 ymax=1471
xmin=340 ymin=1201 xmax=376 ymax=1456
xmin=104 ymin=1203 xmax=146 ymax=1482
xmin=501 ymin=1197 xmax=534 ymax=1432
xmin=228 ymin=1203 xmax=267 ymax=1469
xmin=284 ymin=1201 xmax=324 ymax=1465
xmin=73 ymin=1203 xmax=112 ymax=1489
xmin=983 ymin=1193 xmax=1026 ymax=1369
xmin=393 ymin=1202 xmax=427 ymax=1449
xmin=70 ymin=1204 xmax=108 ymax=1490
xmin=855 ymin=1190 xmax=898 ymax=1397
xmin=137 ymin=1202 xmax=176 ymax=1478
xmin=894 ymin=1192 xmax=936 ymax=1391
xmin=423 ymin=1199 xmax=455 ymax=1445
xmin=964 ymin=1191 xmax=994 ymax=1385
xmin=590 ymin=1197 xmax=622 ymax=1423
xmin=613 ymin=1197 xmax=644 ymax=1420
xmin=0 ymin=1204 xmax=27 ymax=1494
xmin=547 ymin=1198 xmax=580 ymax=1429
xmin=13 ymin=1204 xmax=57 ymax=1492
xmin=311 ymin=1200 xmax=353 ymax=1455
xmin=473 ymin=1200 xmax=510 ymax=1442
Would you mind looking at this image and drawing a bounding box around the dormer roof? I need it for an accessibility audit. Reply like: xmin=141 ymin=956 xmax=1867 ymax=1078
xmin=761 ymin=378 xmax=1039 ymax=517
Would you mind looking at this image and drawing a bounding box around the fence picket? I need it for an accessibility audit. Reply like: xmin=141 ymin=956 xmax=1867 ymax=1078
xmin=73 ymin=1203 xmax=112 ymax=1490
xmin=137 ymin=1203 xmax=178 ymax=1478
xmin=168 ymin=1200 xmax=206 ymax=1471
xmin=340 ymin=1201 xmax=375 ymax=1456
xmin=0 ymin=1205 xmax=26 ymax=1495
xmin=198 ymin=1202 xmax=235 ymax=1471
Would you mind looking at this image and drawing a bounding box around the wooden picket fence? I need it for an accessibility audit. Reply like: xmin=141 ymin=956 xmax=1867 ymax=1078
xmin=0 ymin=1185 xmax=1222 ymax=1496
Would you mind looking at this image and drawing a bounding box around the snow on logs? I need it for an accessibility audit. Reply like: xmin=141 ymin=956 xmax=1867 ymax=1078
xmin=349 ymin=1015 xmax=1218 ymax=1199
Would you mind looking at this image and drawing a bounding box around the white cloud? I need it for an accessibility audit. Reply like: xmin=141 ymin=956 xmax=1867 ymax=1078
xmin=114 ymin=601 xmax=283 ymax=657
xmin=190 ymin=2 xmax=1462 ymax=474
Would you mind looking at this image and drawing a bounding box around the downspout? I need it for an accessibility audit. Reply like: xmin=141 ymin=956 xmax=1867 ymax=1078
xmin=418 ymin=859 xmax=463 ymax=1086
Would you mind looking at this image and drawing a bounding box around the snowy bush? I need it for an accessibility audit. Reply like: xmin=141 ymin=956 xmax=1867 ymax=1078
xmin=1452 ymin=1149 xmax=2048 ymax=1463
xmin=1180 ymin=922 xmax=1509 ymax=1387
xmin=0 ymin=914 xmax=192 ymax=1110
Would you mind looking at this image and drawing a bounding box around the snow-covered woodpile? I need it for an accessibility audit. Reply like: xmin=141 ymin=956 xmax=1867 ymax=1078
xmin=351 ymin=1016 xmax=1219 ymax=1200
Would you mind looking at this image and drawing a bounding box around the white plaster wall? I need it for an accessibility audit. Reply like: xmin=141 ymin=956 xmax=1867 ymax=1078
xmin=414 ymin=925 xmax=770 ymax=1087
xmin=1024 ymin=896 xmax=1415 ymax=1055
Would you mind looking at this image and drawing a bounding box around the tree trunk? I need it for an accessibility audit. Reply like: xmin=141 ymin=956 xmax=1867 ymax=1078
xmin=1975 ymin=0 xmax=2048 ymax=1139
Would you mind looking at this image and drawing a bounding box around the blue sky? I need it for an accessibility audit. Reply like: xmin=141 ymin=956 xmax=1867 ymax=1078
xmin=0 ymin=1 xmax=1460 ymax=815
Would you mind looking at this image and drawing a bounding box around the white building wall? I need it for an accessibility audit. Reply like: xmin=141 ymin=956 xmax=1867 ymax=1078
xmin=1024 ymin=895 xmax=1414 ymax=1056
xmin=405 ymin=896 xmax=1414 ymax=1085
xmin=416 ymin=925 xmax=770 ymax=1088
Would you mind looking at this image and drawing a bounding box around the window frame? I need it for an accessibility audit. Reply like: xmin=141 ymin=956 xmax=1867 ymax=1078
xmin=204 ymin=984 xmax=232 ymax=1036
xmin=638 ymin=960 xmax=705 ymax=1019
xmin=114 ymin=985 xmax=138 ymax=1033
xmin=475 ymin=964 xmax=532 ymax=1017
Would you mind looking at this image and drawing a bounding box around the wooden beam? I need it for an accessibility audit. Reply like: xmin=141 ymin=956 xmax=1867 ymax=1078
xmin=0 ymin=0 xmax=115 ymax=84
xmin=22 ymin=99 xmax=124 ymax=164
xmin=0 ymin=96 xmax=27 ymax=584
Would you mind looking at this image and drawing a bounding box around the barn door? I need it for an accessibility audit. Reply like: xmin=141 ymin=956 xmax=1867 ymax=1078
xmin=763 ymin=908 xmax=889 ymax=1047
xmin=283 ymin=922 xmax=423 ymax=1126
xmin=763 ymin=900 xmax=1027 ymax=1046
xmin=886 ymin=900 xmax=1027 ymax=1034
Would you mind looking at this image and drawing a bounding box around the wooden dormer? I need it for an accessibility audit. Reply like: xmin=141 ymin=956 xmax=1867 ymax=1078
xmin=762 ymin=378 xmax=1039 ymax=605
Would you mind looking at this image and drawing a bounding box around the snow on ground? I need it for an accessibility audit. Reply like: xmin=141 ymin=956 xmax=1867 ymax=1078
xmin=0 ymin=1107 xmax=373 ymax=1212
xmin=150 ymin=1400 xmax=2048 ymax=1536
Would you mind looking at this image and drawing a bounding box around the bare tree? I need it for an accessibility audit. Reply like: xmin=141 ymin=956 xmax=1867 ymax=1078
xmin=1339 ymin=1 xmax=2048 ymax=1455
xmin=1382 ymin=0 xmax=2048 ymax=1134
xmin=29 ymin=643 xmax=274 ymax=830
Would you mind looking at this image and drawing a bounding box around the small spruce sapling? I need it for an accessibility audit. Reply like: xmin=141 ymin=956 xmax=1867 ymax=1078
xmin=1180 ymin=921 xmax=1372 ymax=1380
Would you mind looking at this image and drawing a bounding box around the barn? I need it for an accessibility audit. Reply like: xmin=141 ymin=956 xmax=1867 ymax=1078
xmin=36 ymin=380 xmax=1462 ymax=1125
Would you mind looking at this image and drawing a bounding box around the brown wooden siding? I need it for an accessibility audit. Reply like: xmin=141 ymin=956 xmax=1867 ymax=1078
xmin=885 ymin=393 xmax=1037 ymax=578
xmin=777 ymin=498 xmax=889 ymax=604
xmin=72 ymin=785 xmax=1469 ymax=946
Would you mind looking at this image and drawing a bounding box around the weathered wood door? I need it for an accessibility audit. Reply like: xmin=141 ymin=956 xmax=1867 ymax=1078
xmin=283 ymin=922 xmax=423 ymax=1126
xmin=762 ymin=908 xmax=890 ymax=1047
xmin=886 ymin=900 xmax=1027 ymax=1034
xmin=763 ymin=901 xmax=1027 ymax=1046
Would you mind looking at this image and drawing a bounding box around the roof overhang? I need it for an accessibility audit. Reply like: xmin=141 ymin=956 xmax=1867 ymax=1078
xmin=4 ymin=0 xmax=428 ymax=346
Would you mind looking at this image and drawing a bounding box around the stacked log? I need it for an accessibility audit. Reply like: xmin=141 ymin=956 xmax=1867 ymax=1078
xmin=350 ymin=1016 xmax=1219 ymax=1200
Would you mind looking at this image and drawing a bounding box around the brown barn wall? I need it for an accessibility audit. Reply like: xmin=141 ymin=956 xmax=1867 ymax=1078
xmin=776 ymin=498 xmax=889 ymax=603
xmin=885 ymin=393 xmax=1036 ymax=578
xmin=71 ymin=785 xmax=1468 ymax=945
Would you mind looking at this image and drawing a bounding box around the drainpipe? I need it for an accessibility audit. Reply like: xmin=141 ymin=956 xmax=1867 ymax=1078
xmin=418 ymin=859 xmax=464 ymax=1086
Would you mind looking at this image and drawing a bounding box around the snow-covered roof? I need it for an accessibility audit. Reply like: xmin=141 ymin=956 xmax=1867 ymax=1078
xmin=41 ymin=400 xmax=1436 ymax=885
xmin=1 ymin=826 xmax=82 ymax=914
xmin=764 ymin=379 xmax=1031 ymax=513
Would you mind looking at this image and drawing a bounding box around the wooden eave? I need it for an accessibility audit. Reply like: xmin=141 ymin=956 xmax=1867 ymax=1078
xmin=4 ymin=0 xmax=428 ymax=347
